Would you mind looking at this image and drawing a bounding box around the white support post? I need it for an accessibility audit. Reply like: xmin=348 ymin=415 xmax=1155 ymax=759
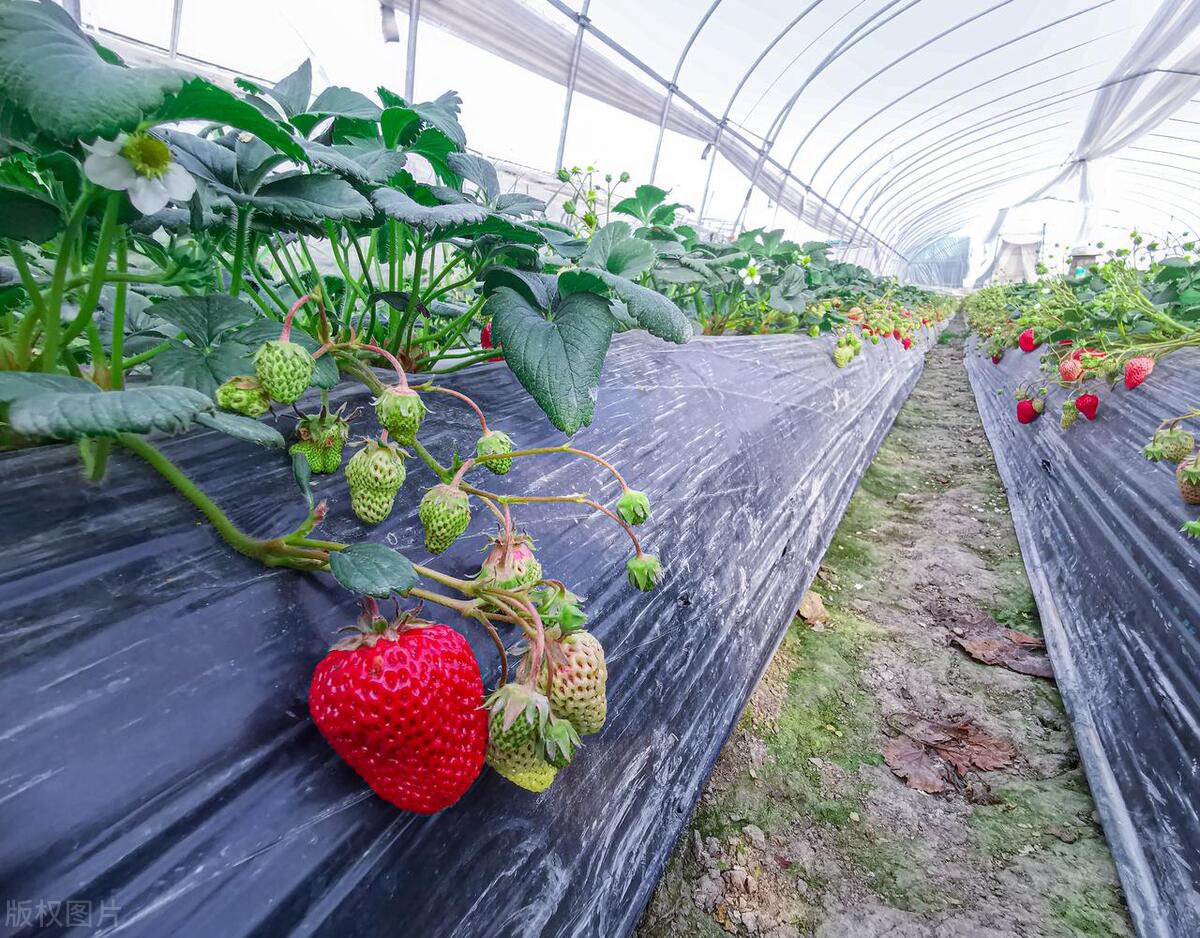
xmin=405 ymin=0 xmax=422 ymax=102
xmin=555 ymin=0 xmax=591 ymax=172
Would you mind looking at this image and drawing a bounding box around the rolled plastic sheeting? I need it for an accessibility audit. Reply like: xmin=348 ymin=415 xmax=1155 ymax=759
xmin=964 ymin=337 xmax=1200 ymax=938
xmin=0 ymin=329 xmax=937 ymax=938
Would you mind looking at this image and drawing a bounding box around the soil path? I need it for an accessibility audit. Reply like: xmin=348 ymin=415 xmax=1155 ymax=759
xmin=637 ymin=326 xmax=1132 ymax=938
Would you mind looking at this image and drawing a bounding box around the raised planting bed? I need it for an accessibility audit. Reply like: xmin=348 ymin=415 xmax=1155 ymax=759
xmin=965 ymin=337 xmax=1200 ymax=938
xmin=2 ymin=328 xmax=939 ymax=938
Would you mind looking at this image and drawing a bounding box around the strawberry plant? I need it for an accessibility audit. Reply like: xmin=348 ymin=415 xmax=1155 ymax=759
xmin=965 ymin=232 xmax=1200 ymax=538
xmin=0 ymin=0 xmax=678 ymax=812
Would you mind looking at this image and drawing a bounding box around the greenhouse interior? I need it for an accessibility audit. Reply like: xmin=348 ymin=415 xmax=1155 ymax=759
xmin=0 ymin=0 xmax=1198 ymax=936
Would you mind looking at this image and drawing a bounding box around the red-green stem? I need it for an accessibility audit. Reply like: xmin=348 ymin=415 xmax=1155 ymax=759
xmin=360 ymin=342 xmax=410 ymax=389
xmin=280 ymin=294 xmax=311 ymax=342
xmin=416 ymin=383 xmax=488 ymax=433
xmin=460 ymin=483 xmax=643 ymax=555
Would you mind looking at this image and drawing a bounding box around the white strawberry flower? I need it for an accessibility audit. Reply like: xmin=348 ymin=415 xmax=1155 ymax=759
xmin=739 ymin=263 xmax=761 ymax=287
xmin=84 ymin=132 xmax=196 ymax=215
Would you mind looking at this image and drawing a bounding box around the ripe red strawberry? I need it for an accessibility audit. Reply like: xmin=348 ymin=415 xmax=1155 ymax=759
xmin=892 ymin=328 xmax=902 ymax=340
xmin=1058 ymin=358 xmax=1083 ymax=382
xmin=1018 ymin=328 xmax=1039 ymax=353
xmin=1076 ymin=393 xmax=1099 ymax=420
xmin=309 ymin=616 xmax=488 ymax=814
xmin=991 ymin=354 xmax=1002 ymax=365
xmin=902 ymin=337 xmax=913 ymax=350
xmin=1123 ymin=356 xmax=1155 ymax=390
xmin=480 ymin=322 xmax=503 ymax=363
xmin=1016 ymin=399 xmax=1043 ymax=424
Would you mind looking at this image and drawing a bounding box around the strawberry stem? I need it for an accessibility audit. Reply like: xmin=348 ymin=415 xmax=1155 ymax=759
xmin=359 ymin=342 xmax=410 ymax=389
xmin=280 ymin=294 xmax=312 ymax=343
xmin=415 ymin=382 xmax=489 ymax=433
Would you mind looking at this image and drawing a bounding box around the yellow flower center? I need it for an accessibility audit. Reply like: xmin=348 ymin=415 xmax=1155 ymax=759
xmin=121 ymin=133 xmax=172 ymax=179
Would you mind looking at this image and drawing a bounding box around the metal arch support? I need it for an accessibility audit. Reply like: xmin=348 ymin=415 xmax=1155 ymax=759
xmin=882 ymin=155 xmax=1061 ymax=248
xmin=696 ymin=0 xmax=827 ymax=219
xmin=733 ymin=0 xmax=921 ymax=231
xmin=846 ymin=79 xmax=1103 ymax=241
xmin=788 ymin=0 xmax=1021 ymax=234
xmin=535 ymin=0 xmax=904 ymax=259
xmin=169 ymin=0 xmax=185 ymax=60
xmin=859 ymin=116 xmax=1074 ymax=239
xmin=649 ymin=0 xmax=723 ymax=185
xmin=554 ymin=0 xmax=592 ymax=172
xmin=844 ymin=70 xmax=1098 ymax=224
xmin=886 ymin=165 xmax=1059 ymax=254
xmin=807 ymin=7 xmax=1120 ymax=223
xmin=405 ymin=0 xmax=421 ymax=102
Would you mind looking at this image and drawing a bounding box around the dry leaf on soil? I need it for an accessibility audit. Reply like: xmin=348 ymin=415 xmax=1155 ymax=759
xmin=883 ymin=712 xmax=1017 ymax=792
xmin=882 ymin=736 xmax=948 ymax=793
xmin=931 ymin=603 xmax=1054 ymax=679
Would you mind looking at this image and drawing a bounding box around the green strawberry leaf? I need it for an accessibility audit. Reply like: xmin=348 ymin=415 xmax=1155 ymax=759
xmin=486 ymin=285 xmax=614 ymax=434
xmin=440 ymin=213 xmax=545 ymax=246
xmin=149 ymin=340 xmax=256 ymax=398
xmin=0 ymin=183 xmax=63 ymax=240
xmin=0 ymin=371 xmax=99 ymax=403
xmin=372 ymin=187 xmax=488 ymax=229
xmin=412 ymin=91 xmax=466 ymax=148
xmin=290 ymin=85 xmax=381 ymax=133
xmin=194 ymin=410 xmax=285 ymax=447
xmin=8 ymin=385 xmax=212 ymax=439
xmin=0 ymin=0 xmax=183 ymax=141
xmin=238 ymin=171 xmax=374 ymax=224
xmin=292 ymin=449 xmax=314 ymax=509
xmin=407 ymin=127 xmax=458 ymax=184
xmin=153 ymin=77 xmax=305 ymax=162
xmin=329 ymin=543 xmax=418 ymax=598
xmin=581 ymin=222 xmax=656 ymax=278
xmin=447 ymin=151 xmax=498 ymax=202
xmin=267 ymin=59 xmax=312 ymax=119
xmin=482 ymin=268 xmax=558 ymax=309
xmin=148 ymin=295 xmax=258 ymax=347
xmin=302 ymin=140 xmax=407 ymax=185
xmin=612 ymin=184 xmax=669 ymax=224
xmin=592 ymin=269 xmax=691 ymax=343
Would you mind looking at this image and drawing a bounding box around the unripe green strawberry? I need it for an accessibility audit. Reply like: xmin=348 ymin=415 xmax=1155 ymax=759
xmin=478 ymin=532 xmax=542 ymax=592
xmin=485 ymin=685 xmax=557 ymax=792
xmin=626 ymin=552 xmax=663 ymax=592
xmin=346 ymin=440 xmax=407 ymax=492
xmin=808 ymin=325 xmax=820 ymax=338
xmin=374 ymin=387 xmax=426 ymax=445
xmin=215 ymin=375 xmax=271 ymax=417
xmin=1060 ymin=400 xmax=1078 ymax=429
xmin=1153 ymin=428 xmax=1195 ymax=464
xmin=617 ymin=489 xmax=651 ymax=525
xmin=254 ymin=339 xmax=315 ymax=404
xmin=476 ymin=430 xmax=515 ymax=475
xmin=292 ymin=411 xmax=350 ymax=474
xmin=350 ymin=485 xmax=398 ymax=525
xmin=541 ymin=714 xmax=582 ymax=770
xmin=833 ymin=346 xmax=853 ymax=368
xmin=419 ymin=484 xmax=471 ymax=554
xmin=520 ymin=630 xmax=608 ymax=736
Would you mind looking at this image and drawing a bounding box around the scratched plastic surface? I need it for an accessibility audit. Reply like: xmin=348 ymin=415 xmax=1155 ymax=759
xmin=0 ymin=329 xmax=936 ymax=938
xmin=965 ymin=337 xmax=1200 ymax=938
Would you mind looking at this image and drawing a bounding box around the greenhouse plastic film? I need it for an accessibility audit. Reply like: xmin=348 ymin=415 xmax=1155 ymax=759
xmin=0 ymin=329 xmax=936 ymax=938
xmin=964 ymin=337 xmax=1200 ymax=938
